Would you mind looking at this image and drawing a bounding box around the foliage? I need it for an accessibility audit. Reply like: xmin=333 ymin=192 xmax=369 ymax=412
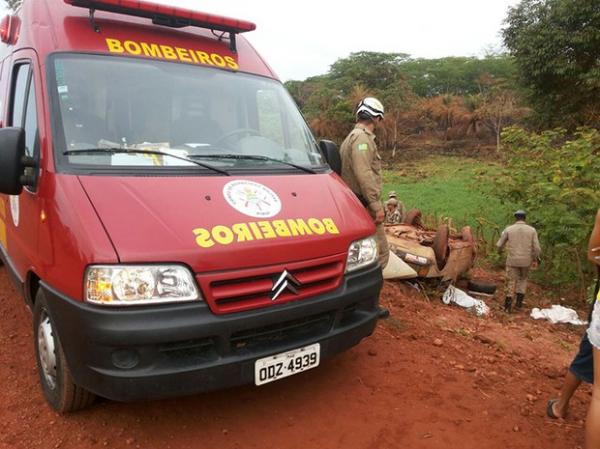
xmin=329 ymin=52 xmax=410 ymax=94
xmin=285 ymin=52 xmax=522 ymax=150
xmin=503 ymin=0 xmax=600 ymax=128
xmin=494 ymin=127 xmax=600 ymax=288
xmin=384 ymin=156 xmax=512 ymax=248
xmin=478 ymin=87 xmax=528 ymax=152
xmin=399 ymin=56 xmax=516 ymax=97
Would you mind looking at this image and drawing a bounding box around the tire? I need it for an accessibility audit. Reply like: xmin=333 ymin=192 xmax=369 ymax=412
xmin=461 ymin=225 xmax=478 ymax=257
xmin=461 ymin=226 xmax=474 ymax=243
xmin=433 ymin=224 xmax=450 ymax=270
xmin=33 ymin=290 xmax=96 ymax=413
xmin=405 ymin=209 xmax=423 ymax=227
xmin=467 ymin=280 xmax=497 ymax=295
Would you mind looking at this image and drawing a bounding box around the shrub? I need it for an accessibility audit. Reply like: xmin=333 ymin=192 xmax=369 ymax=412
xmin=496 ymin=127 xmax=600 ymax=291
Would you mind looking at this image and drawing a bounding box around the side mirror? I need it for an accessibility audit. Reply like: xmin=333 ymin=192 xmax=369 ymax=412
xmin=0 ymin=127 xmax=26 ymax=195
xmin=319 ymin=140 xmax=341 ymax=176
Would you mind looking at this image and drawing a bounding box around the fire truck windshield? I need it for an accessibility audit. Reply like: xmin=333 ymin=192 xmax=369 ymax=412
xmin=50 ymin=54 xmax=325 ymax=172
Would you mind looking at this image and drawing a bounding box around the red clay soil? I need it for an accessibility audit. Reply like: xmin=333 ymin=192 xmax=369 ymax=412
xmin=0 ymin=266 xmax=590 ymax=449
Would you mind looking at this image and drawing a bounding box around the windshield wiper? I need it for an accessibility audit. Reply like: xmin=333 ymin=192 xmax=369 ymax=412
xmin=189 ymin=154 xmax=317 ymax=174
xmin=64 ymin=148 xmax=230 ymax=176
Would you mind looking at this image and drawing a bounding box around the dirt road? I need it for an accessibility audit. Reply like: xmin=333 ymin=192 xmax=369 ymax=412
xmin=0 ymin=267 xmax=588 ymax=449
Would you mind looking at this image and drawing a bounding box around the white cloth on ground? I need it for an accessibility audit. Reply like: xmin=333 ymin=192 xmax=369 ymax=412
xmin=442 ymin=285 xmax=489 ymax=316
xmin=530 ymin=305 xmax=587 ymax=326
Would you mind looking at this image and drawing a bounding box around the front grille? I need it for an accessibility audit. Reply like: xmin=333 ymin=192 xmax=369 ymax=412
xmin=230 ymin=312 xmax=333 ymax=353
xmin=157 ymin=338 xmax=217 ymax=366
xmin=196 ymin=254 xmax=345 ymax=314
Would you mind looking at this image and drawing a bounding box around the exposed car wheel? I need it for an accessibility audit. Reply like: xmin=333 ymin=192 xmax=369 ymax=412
xmin=33 ymin=290 xmax=96 ymax=413
xmin=405 ymin=209 xmax=423 ymax=227
xmin=461 ymin=226 xmax=474 ymax=243
xmin=468 ymin=280 xmax=497 ymax=295
xmin=433 ymin=224 xmax=450 ymax=270
xmin=461 ymin=226 xmax=478 ymax=257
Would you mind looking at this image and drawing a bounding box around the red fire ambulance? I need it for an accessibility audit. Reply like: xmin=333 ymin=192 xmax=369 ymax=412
xmin=0 ymin=0 xmax=384 ymax=412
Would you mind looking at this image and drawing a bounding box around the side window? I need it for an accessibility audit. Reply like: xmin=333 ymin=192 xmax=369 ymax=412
xmin=257 ymin=89 xmax=284 ymax=146
xmin=10 ymin=63 xmax=29 ymax=127
xmin=23 ymin=76 xmax=38 ymax=158
xmin=10 ymin=63 xmax=38 ymax=158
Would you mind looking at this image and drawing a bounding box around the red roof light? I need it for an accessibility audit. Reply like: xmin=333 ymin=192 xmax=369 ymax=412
xmin=63 ymin=0 xmax=256 ymax=34
xmin=0 ymin=15 xmax=20 ymax=45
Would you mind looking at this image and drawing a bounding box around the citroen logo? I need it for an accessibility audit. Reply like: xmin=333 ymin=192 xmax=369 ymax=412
xmin=271 ymin=270 xmax=301 ymax=301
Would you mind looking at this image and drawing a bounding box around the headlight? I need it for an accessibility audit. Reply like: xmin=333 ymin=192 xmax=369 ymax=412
xmin=85 ymin=265 xmax=201 ymax=306
xmin=346 ymin=236 xmax=378 ymax=273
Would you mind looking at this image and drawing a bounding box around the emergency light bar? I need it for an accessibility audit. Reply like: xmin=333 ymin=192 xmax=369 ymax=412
xmin=64 ymin=0 xmax=256 ymax=52
xmin=0 ymin=15 xmax=20 ymax=45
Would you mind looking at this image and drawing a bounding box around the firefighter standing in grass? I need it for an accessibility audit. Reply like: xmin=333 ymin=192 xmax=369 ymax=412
xmin=497 ymin=210 xmax=541 ymax=312
xmin=340 ymin=97 xmax=389 ymax=268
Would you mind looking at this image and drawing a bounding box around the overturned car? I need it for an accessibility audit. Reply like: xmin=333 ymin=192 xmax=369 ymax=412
xmin=384 ymin=210 xmax=477 ymax=282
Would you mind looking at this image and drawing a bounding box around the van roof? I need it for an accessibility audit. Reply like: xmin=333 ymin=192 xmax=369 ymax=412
xmin=1 ymin=0 xmax=276 ymax=78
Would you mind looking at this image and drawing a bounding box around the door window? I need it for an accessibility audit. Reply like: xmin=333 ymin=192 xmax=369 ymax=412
xmin=10 ymin=63 xmax=29 ymax=127
xmin=22 ymin=75 xmax=38 ymax=158
xmin=10 ymin=61 xmax=39 ymax=188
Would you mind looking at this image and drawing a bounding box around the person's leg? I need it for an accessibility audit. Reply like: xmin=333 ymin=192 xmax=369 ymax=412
xmin=504 ymin=266 xmax=516 ymax=312
xmin=515 ymin=267 xmax=529 ymax=309
xmin=551 ymin=371 xmax=582 ymax=418
xmin=548 ymin=332 xmax=592 ymax=418
xmin=586 ymin=347 xmax=600 ymax=449
xmin=375 ymin=223 xmax=389 ymax=269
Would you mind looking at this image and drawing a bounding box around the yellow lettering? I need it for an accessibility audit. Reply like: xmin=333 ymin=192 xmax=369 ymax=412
xmin=189 ymin=48 xmax=199 ymax=63
xmin=272 ymin=220 xmax=292 ymax=237
xmin=224 ymin=56 xmax=239 ymax=70
xmin=308 ymin=218 xmax=326 ymax=235
xmin=232 ymin=223 xmax=253 ymax=242
xmin=160 ymin=45 xmax=177 ymax=60
xmin=322 ymin=218 xmax=340 ymax=235
xmin=196 ymin=51 xmax=213 ymax=65
xmin=193 ymin=228 xmax=214 ymax=248
xmin=258 ymin=221 xmax=276 ymax=239
xmin=287 ymin=219 xmax=313 ymax=236
xmin=248 ymin=222 xmax=264 ymax=240
xmin=176 ymin=47 xmax=192 ymax=63
xmin=106 ymin=38 xmax=124 ymax=53
xmin=210 ymin=53 xmax=226 ymax=67
xmin=141 ymin=42 xmax=162 ymax=58
xmin=106 ymin=39 xmax=241 ymax=72
xmin=124 ymin=40 xmax=142 ymax=55
xmin=212 ymin=225 xmax=234 ymax=245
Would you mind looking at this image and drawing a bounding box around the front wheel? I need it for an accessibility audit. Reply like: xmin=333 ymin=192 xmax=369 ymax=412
xmin=33 ymin=290 xmax=96 ymax=413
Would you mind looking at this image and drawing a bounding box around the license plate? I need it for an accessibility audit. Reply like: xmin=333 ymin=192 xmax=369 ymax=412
xmin=254 ymin=343 xmax=320 ymax=386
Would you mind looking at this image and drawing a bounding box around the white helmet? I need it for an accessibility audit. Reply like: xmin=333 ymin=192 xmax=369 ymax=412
xmin=356 ymin=97 xmax=384 ymax=121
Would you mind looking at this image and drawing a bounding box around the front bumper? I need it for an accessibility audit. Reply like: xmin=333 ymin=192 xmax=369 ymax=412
xmin=42 ymin=265 xmax=383 ymax=401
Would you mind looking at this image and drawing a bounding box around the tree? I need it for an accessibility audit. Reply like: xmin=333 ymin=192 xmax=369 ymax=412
xmin=399 ymin=56 xmax=516 ymax=97
xmin=503 ymin=0 xmax=600 ymax=128
xmin=494 ymin=127 xmax=600 ymax=288
xmin=5 ymin=0 xmax=22 ymax=11
xmin=478 ymin=88 xmax=528 ymax=152
xmin=329 ymin=52 xmax=410 ymax=95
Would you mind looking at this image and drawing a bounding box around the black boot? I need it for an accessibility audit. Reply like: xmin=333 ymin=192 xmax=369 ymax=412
xmin=516 ymin=293 xmax=524 ymax=310
xmin=504 ymin=297 xmax=513 ymax=313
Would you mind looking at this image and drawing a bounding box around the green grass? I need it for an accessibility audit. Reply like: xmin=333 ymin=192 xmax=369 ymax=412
xmin=384 ymin=155 xmax=516 ymax=252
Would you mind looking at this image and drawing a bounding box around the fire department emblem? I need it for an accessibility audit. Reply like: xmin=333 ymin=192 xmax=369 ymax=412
xmin=223 ymin=180 xmax=281 ymax=218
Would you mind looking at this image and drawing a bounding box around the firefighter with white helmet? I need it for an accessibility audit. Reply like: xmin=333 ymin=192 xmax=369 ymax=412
xmin=340 ymin=97 xmax=389 ymax=268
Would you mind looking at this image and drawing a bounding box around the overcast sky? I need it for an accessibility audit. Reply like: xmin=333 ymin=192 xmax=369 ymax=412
xmin=3 ymin=0 xmax=520 ymax=81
